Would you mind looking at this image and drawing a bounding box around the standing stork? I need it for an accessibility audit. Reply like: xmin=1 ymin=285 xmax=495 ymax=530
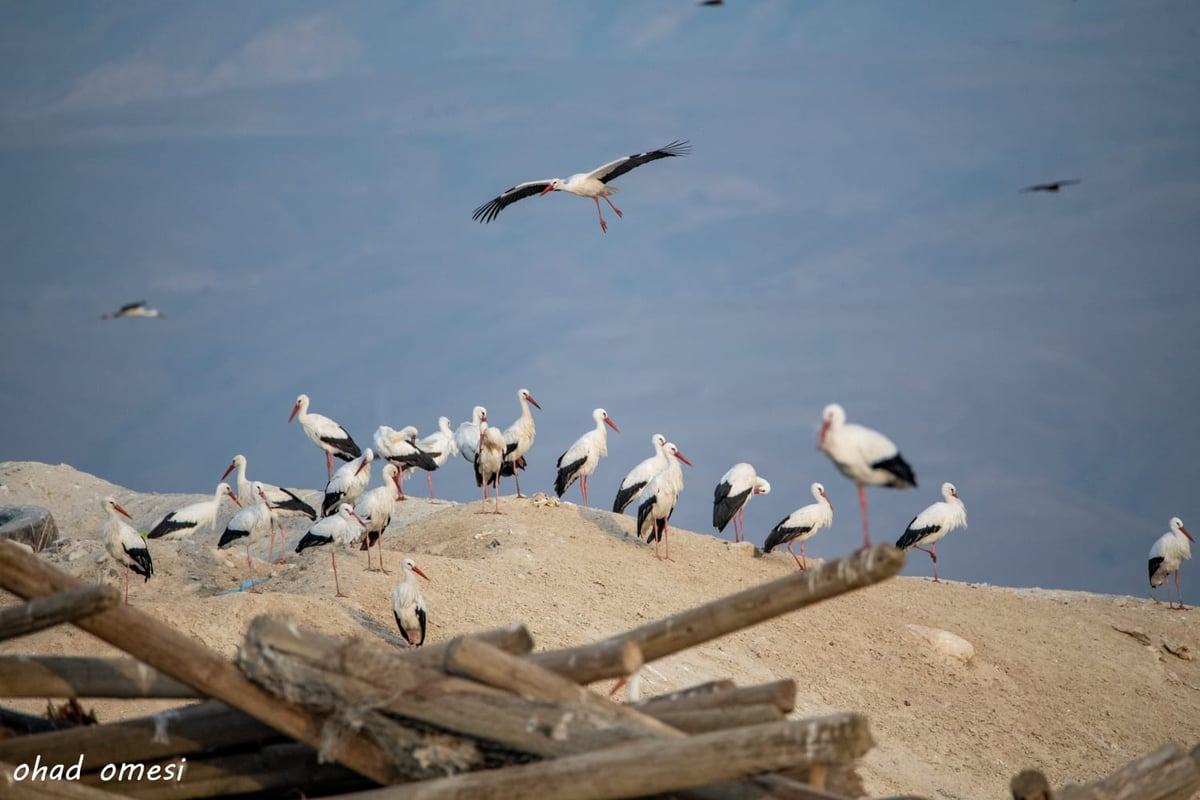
xmin=613 ymin=434 xmax=668 ymax=514
xmin=818 ymin=403 xmax=917 ymax=549
xmin=636 ymin=442 xmax=692 ymax=560
xmin=764 ymin=483 xmax=834 ymax=571
xmin=554 ymin=408 xmax=619 ymax=507
xmin=355 ymin=463 xmax=403 ymax=574
xmin=454 ymin=406 xmax=488 ymax=465
xmin=295 ymin=503 xmax=366 ymax=598
xmin=218 ymin=482 xmax=277 ymax=589
xmin=221 ymin=454 xmax=317 ymax=521
xmin=475 ymin=420 xmax=508 ymax=514
xmin=321 ymin=448 xmax=374 ymax=517
xmin=288 ymin=394 xmax=362 ymax=479
xmin=392 ymin=558 xmax=431 ymax=647
xmin=147 ymin=482 xmax=240 ymax=540
xmin=374 ymin=426 xmax=438 ymax=499
xmin=896 ymin=482 xmax=967 ymax=583
xmin=713 ymin=463 xmax=771 ymax=543
xmin=501 ymin=388 xmax=541 ymax=498
xmin=413 ymin=416 xmax=458 ymax=499
xmin=101 ymin=497 xmax=153 ymax=604
xmin=1149 ymin=517 xmax=1194 ymax=610
xmin=472 ymin=140 xmax=692 ymax=233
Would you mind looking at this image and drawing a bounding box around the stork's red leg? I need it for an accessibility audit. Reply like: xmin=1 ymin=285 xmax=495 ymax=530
xmin=427 ymin=473 xmax=435 ymax=499
xmin=377 ymin=533 xmax=388 ymax=575
xmin=332 ymin=550 xmax=346 ymax=598
xmin=274 ymin=520 xmax=287 ymax=564
xmin=603 ymin=195 xmax=624 ymax=218
xmin=858 ymin=484 xmax=872 ymax=549
xmin=1175 ymin=571 xmax=1189 ymax=610
xmin=326 ymin=452 xmax=334 ymax=480
xmin=124 ymin=565 xmax=131 ymax=604
xmin=592 ymin=197 xmax=608 ymax=233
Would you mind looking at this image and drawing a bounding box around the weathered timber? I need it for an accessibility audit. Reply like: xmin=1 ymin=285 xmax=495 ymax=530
xmin=0 ymin=540 xmax=398 ymax=784
xmin=327 ymin=714 xmax=873 ymax=800
xmin=0 ymin=759 xmax=128 ymax=800
xmin=531 ymin=544 xmax=905 ymax=683
xmin=0 ymin=657 xmax=197 ymax=699
xmin=636 ymin=679 xmax=796 ymax=714
xmin=1010 ymin=768 xmax=1053 ymax=799
xmin=1054 ymin=741 xmax=1200 ymax=800
xmin=635 ymin=679 xmax=736 ymax=705
xmin=644 ymin=702 xmax=785 ymax=734
xmin=0 ymin=586 xmax=119 ymax=642
xmin=0 ymin=708 xmax=78 ymax=739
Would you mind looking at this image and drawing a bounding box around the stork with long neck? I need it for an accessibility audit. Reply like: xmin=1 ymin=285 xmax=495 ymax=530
xmin=554 ymin=408 xmax=619 ymax=507
xmin=501 ymin=388 xmax=542 ymax=498
xmin=102 ymin=497 xmax=153 ymax=604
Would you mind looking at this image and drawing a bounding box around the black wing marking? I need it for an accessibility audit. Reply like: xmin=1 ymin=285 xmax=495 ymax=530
xmin=1149 ymin=556 xmax=1166 ymax=586
xmin=896 ymin=521 xmax=942 ymax=550
xmin=597 ymin=140 xmax=691 ymax=185
xmin=124 ymin=544 xmax=154 ymax=581
xmin=712 ymin=483 xmax=750 ymax=532
xmin=763 ymin=519 xmax=814 ymax=553
xmin=554 ymin=456 xmax=586 ymax=497
xmin=146 ymin=512 xmax=191 ymax=539
xmin=472 ymin=181 xmax=553 ymax=224
xmin=217 ymin=526 xmax=248 ymax=549
xmin=322 ymin=434 xmax=362 ymax=461
xmin=274 ymin=488 xmax=317 ymax=520
xmin=118 ymin=300 xmax=147 ymax=314
xmin=295 ymin=531 xmax=333 ymax=553
xmin=871 ymin=453 xmax=916 ymax=488
xmin=1020 ymin=179 xmax=1081 ymax=193
xmin=613 ymin=481 xmax=647 ymax=514
xmin=415 ymin=607 xmax=427 ymax=647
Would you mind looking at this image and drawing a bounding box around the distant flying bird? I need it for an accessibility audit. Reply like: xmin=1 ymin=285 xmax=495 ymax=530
xmin=221 ymin=454 xmax=317 ymax=521
xmin=764 ymin=482 xmax=834 ymax=571
xmin=1149 ymin=517 xmax=1194 ymax=610
xmin=101 ymin=301 xmax=165 ymax=320
xmin=501 ymin=388 xmax=542 ymax=498
xmin=554 ymin=408 xmax=620 ymax=507
xmin=472 ymin=140 xmax=692 ymax=233
xmin=614 ymin=434 xmax=669 ymax=514
xmin=146 ymin=482 xmax=240 ymax=540
xmin=896 ymin=482 xmax=967 ymax=583
xmin=1019 ymin=179 xmax=1081 ymax=193
xmin=392 ymin=558 xmax=431 ymax=647
xmin=101 ymin=497 xmax=153 ymax=604
xmin=321 ymin=449 xmax=374 ymax=517
xmin=412 ymin=417 xmax=458 ymax=499
xmin=712 ymin=463 xmax=770 ymax=543
xmin=699 ymin=0 xmax=724 ymax=5
xmin=289 ymin=394 xmax=362 ymax=479
xmin=295 ymin=503 xmax=366 ymax=598
xmin=636 ymin=442 xmax=691 ymax=561
xmin=818 ymin=403 xmax=916 ymax=549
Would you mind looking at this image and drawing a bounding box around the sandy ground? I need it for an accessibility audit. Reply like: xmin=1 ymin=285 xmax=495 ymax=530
xmin=1 ymin=460 xmax=1198 ymax=799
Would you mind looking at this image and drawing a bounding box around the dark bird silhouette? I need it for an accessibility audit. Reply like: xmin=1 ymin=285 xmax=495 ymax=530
xmin=1020 ymin=179 xmax=1081 ymax=193
xmin=699 ymin=0 xmax=725 ymax=5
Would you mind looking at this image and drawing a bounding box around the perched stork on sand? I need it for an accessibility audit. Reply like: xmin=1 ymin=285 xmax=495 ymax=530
xmin=1149 ymin=517 xmax=1194 ymax=610
xmin=392 ymin=558 xmax=431 ymax=647
xmin=554 ymin=408 xmax=619 ymax=507
xmin=712 ymin=463 xmax=770 ymax=543
xmin=295 ymin=503 xmax=366 ymax=598
xmin=146 ymin=482 xmax=240 ymax=540
xmin=102 ymin=497 xmax=153 ymax=603
xmin=289 ymin=394 xmax=362 ymax=479
xmin=763 ymin=482 xmax=834 ymax=571
xmin=896 ymin=482 xmax=967 ymax=583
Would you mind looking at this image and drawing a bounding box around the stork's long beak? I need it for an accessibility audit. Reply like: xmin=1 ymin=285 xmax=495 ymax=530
xmin=674 ymin=451 xmax=693 ymax=467
xmin=540 ymin=184 xmax=555 ymax=196
xmin=226 ymin=489 xmax=242 ymax=507
xmin=1182 ymin=526 xmax=1195 ymax=543
xmin=354 ymin=459 xmax=370 ymax=476
xmin=288 ymin=403 xmax=300 ymax=423
xmin=114 ymin=503 xmax=133 ymax=520
xmin=605 ymin=417 xmax=620 ymax=433
xmin=527 ymin=395 xmax=542 ymax=410
xmin=817 ymin=419 xmax=831 ymax=449
xmin=221 ymin=462 xmax=236 ymax=481
xmin=412 ymin=565 xmax=430 ymax=581
xmin=821 ymin=490 xmax=832 ymax=510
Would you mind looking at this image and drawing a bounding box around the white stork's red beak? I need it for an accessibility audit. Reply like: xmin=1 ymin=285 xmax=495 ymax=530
xmin=221 ymin=461 xmax=236 ymax=481
xmin=412 ymin=565 xmax=430 ymax=581
xmin=821 ymin=489 xmax=832 ymax=510
xmin=673 ymin=450 xmax=693 ymax=467
xmin=604 ymin=417 xmax=620 ymax=433
xmin=817 ymin=419 xmax=831 ymax=449
xmin=1182 ymin=525 xmax=1195 ymax=543
xmin=113 ymin=502 xmax=133 ymax=520
xmin=288 ymin=402 xmax=301 ymax=423
xmin=354 ymin=459 xmax=370 ymax=476
xmin=226 ymin=488 xmax=242 ymax=507
xmin=539 ymin=184 xmax=556 ymax=196
xmin=527 ymin=395 xmax=542 ymax=410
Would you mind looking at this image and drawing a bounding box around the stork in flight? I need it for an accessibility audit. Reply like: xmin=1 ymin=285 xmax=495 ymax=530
xmin=1020 ymin=179 xmax=1081 ymax=193
xmin=472 ymin=140 xmax=691 ymax=233
xmin=101 ymin=301 xmax=165 ymax=320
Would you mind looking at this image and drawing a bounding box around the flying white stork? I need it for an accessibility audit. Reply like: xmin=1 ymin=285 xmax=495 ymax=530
xmin=221 ymin=454 xmax=317 ymax=521
xmin=288 ymin=394 xmax=362 ymax=479
xmin=763 ymin=482 xmax=834 ymax=571
xmin=218 ymin=482 xmax=277 ymax=589
xmin=818 ymin=403 xmax=917 ymax=549
xmin=295 ymin=503 xmax=366 ymax=598
xmin=355 ymin=463 xmax=403 ymax=574
xmin=501 ymin=388 xmax=542 ymax=498
xmin=322 ymin=448 xmax=374 ymax=517
xmin=101 ymin=497 xmax=153 ymax=604
xmin=392 ymin=558 xmax=431 ymax=647
xmin=413 ymin=416 xmax=458 ymax=499
xmin=636 ymin=442 xmax=692 ymax=560
xmin=475 ymin=420 xmax=508 ymax=514
xmin=613 ymin=434 xmax=669 ymax=514
xmin=896 ymin=482 xmax=967 ymax=583
xmin=554 ymin=408 xmax=619 ymax=507
xmin=101 ymin=300 xmax=164 ymax=320
xmin=1149 ymin=517 xmax=1194 ymax=610
xmin=472 ymin=140 xmax=692 ymax=233
xmin=713 ymin=463 xmax=771 ymax=543
xmin=146 ymin=482 xmax=240 ymax=541
xmin=454 ymin=406 xmax=488 ymax=465
xmin=373 ymin=426 xmax=437 ymax=499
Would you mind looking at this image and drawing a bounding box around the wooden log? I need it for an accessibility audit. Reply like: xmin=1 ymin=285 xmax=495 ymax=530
xmin=636 ymin=679 xmax=796 ymax=715
xmin=0 ymin=586 xmax=119 ymax=643
xmin=0 ymin=657 xmax=197 ymax=699
xmin=643 ymin=703 xmax=785 ymax=734
xmin=0 ymin=708 xmax=77 ymax=739
xmin=327 ymin=714 xmax=873 ymax=800
xmin=531 ymin=544 xmax=905 ymax=683
xmin=1054 ymin=741 xmax=1200 ymax=800
xmin=0 ymin=540 xmax=399 ymax=784
xmin=1010 ymin=768 xmax=1053 ymax=799
xmin=0 ymin=759 xmax=129 ymax=800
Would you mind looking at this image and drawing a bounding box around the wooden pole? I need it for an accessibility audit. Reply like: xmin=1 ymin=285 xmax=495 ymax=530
xmin=0 ymin=586 xmax=119 ymax=642
xmin=325 ymin=715 xmax=873 ymax=800
xmin=0 ymin=540 xmax=398 ymax=784
xmin=0 ymin=657 xmax=197 ymax=699
xmin=1054 ymin=741 xmax=1200 ymax=800
xmin=635 ymin=679 xmax=796 ymax=714
xmin=531 ymin=544 xmax=905 ymax=683
xmin=643 ymin=703 xmax=785 ymax=734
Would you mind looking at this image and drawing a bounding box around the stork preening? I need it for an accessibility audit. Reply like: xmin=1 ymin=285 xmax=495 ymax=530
xmin=896 ymin=482 xmax=967 ymax=583
xmin=454 ymin=406 xmax=488 ymax=465
xmin=613 ymin=434 xmax=668 ymax=514
xmin=818 ymin=403 xmax=916 ymax=549
xmin=1149 ymin=517 xmax=1194 ymax=610
xmin=295 ymin=503 xmax=366 ymax=598
xmin=413 ymin=417 xmax=459 ymax=499
xmin=475 ymin=420 xmax=508 ymax=514
xmin=218 ymin=482 xmax=277 ymax=589
xmin=392 ymin=558 xmax=431 ymax=647
xmin=101 ymin=300 xmax=165 ymax=320
xmin=101 ymin=497 xmax=153 ymax=604
xmin=763 ymin=482 xmax=834 ymax=571
xmin=636 ymin=442 xmax=692 ymax=561
xmin=501 ymin=388 xmax=541 ymax=498
xmin=146 ymin=482 xmax=240 ymax=540
xmin=221 ymin=454 xmax=317 ymax=522
xmin=321 ymin=448 xmax=373 ymax=517
xmin=554 ymin=408 xmax=619 ymax=507
xmin=374 ymin=425 xmax=438 ymax=499
xmin=288 ymin=394 xmax=362 ymax=479
xmin=355 ymin=463 xmax=403 ymax=573
xmin=712 ymin=463 xmax=770 ymax=543
xmin=472 ymin=140 xmax=691 ymax=233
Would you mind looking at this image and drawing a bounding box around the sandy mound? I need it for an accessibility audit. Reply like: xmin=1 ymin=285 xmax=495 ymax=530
xmin=2 ymin=460 xmax=1198 ymax=798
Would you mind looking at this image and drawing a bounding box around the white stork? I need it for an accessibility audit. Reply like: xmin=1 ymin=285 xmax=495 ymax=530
xmin=322 ymin=448 xmax=374 ymax=517
xmin=896 ymin=482 xmax=967 ymax=583
xmin=713 ymin=463 xmax=771 ymax=543
xmin=146 ymin=482 xmax=240 ymax=541
xmin=636 ymin=442 xmax=692 ymax=561
xmin=472 ymin=140 xmax=692 ymax=233
xmin=475 ymin=420 xmax=508 ymax=514
xmin=101 ymin=497 xmax=153 ymax=604
xmin=374 ymin=425 xmax=439 ymax=499
xmin=392 ymin=558 xmax=431 ymax=647
xmin=1149 ymin=517 xmax=1194 ymax=610
xmin=613 ymin=434 xmax=669 ymax=514
xmin=354 ymin=463 xmax=403 ymax=574
xmin=218 ymin=482 xmax=277 ymax=589
xmin=763 ymin=483 xmax=834 ymax=571
xmin=101 ymin=300 xmax=164 ymax=320
xmin=221 ymin=454 xmax=317 ymax=521
xmin=454 ymin=406 xmax=488 ymax=465
xmin=818 ymin=403 xmax=917 ymax=549
xmin=288 ymin=393 xmax=362 ymax=479
xmin=413 ymin=416 xmax=459 ymax=499
xmin=554 ymin=408 xmax=619 ymax=507
xmin=501 ymin=388 xmax=542 ymax=498
xmin=295 ymin=503 xmax=366 ymax=598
